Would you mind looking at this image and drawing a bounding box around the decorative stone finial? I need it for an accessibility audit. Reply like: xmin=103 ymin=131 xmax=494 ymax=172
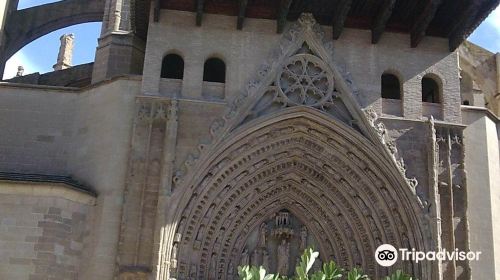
xmin=16 ymin=66 xmax=24 ymax=77
xmin=298 ymin=13 xmax=317 ymax=28
xmin=53 ymin=33 xmax=75 ymax=71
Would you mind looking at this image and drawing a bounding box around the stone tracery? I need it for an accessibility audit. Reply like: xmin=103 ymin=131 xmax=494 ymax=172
xmin=276 ymin=54 xmax=336 ymax=109
xmin=160 ymin=13 xmax=432 ymax=280
xmin=166 ymin=110 xmax=429 ymax=280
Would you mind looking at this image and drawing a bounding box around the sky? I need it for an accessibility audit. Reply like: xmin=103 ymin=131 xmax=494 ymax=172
xmin=3 ymin=1 xmax=500 ymax=79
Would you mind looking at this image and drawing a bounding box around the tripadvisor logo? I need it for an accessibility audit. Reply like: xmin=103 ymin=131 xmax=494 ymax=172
xmin=375 ymin=244 xmax=482 ymax=267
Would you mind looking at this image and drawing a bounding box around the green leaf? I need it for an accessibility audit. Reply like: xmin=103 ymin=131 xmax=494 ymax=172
xmin=321 ymin=261 xmax=343 ymax=279
xmin=383 ymin=270 xmax=413 ymax=280
xmin=298 ymin=248 xmax=319 ymax=276
xmin=346 ymin=268 xmax=370 ymax=280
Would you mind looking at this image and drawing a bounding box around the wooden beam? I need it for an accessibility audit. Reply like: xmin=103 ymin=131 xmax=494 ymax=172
xmin=196 ymin=0 xmax=204 ymax=26
xmin=371 ymin=0 xmax=396 ymax=44
xmin=332 ymin=0 xmax=353 ymax=39
xmin=153 ymin=0 xmax=161 ymax=22
xmin=237 ymin=0 xmax=248 ymax=30
xmin=448 ymin=0 xmax=485 ymax=51
xmin=277 ymin=0 xmax=293 ymax=33
xmin=410 ymin=0 xmax=443 ymax=48
xmin=446 ymin=0 xmax=482 ymax=37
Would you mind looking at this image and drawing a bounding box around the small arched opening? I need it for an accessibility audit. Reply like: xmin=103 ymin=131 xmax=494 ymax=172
xmin=381 ymin=73 xmax=401 ymax=100
xmin=161 ymin=54 xmax=184 ymax=79
xmin=203 ymin=57 xmax=225 ymax=83
xmin=381 ymin=72 xmax=402 ymax=117
xmin=422 ymin=76 xmax=440 ymax=103
xmin=202 ymin=57 xmax=226 ymax=100
xmin=422 ymin=75 xmax=443 ymax=119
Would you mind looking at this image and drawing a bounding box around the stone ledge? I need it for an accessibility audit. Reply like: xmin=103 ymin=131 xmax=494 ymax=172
xmin=0 ymin=172 xmax=96 ymax=205
xmin=0 ymin=181 xmax=96 ymax=205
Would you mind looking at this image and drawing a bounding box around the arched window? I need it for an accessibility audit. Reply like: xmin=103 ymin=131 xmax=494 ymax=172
xmin=381 ymin=73 xmax=401 ymax=99
xmin=161 ymin=54 xmax=184 ymax=79
xmin=422 ymin=76 xmax=440 ymax=103
xmin=203 ymin=58 xmax=225 ymax=83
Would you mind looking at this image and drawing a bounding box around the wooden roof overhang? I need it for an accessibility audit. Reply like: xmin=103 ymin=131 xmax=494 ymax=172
xmin=153 ymin=0 xmax=499 ymax=51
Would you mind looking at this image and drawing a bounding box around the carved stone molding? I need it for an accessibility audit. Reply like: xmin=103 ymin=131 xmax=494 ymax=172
xmin=159 ymin=13 xmax=433 ymax=280
xmin=173 ymin=13 xmax=367 ymax=188
xmin=118 ymin=97 xmax=178 ymax=277
xmin=163 ymin=109 xmax=431 ymax=280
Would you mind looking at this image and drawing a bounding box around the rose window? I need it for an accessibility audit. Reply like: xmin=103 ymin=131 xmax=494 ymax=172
xmin=277 ymin=54 xmax=335 ymax=108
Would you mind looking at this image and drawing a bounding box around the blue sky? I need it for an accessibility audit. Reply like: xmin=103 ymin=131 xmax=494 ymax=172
xmin=3 ymin=1 xmax=500 ymax=79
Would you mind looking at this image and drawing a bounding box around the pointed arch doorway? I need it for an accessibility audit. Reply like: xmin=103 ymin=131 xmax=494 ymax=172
xmin=165 ymin=108 xmax=429 ymax=280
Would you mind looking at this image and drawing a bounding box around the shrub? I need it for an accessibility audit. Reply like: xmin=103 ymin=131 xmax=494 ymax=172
xmin=237 ymin=248 xmax=413 ymax=280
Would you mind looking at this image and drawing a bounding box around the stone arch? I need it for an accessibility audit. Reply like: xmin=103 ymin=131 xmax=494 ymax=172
xmin=2 ymin=0 xmax=104 ymax=62
xmin=165 ymin=107 xmax=430 ymax=280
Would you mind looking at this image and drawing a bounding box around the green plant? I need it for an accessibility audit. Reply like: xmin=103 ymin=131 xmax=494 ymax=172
xmin=382 ymin=270 xmax=413 ymax=280
xmin=237 ymin=248 xmax=413 ymax=280
xmin=346 ymin=268 xmax=369 ymax=280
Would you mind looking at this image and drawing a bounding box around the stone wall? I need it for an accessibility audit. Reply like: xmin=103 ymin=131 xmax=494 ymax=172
xmin=5 ymin=63 xmax=94 ymax=88
xmin=143 ymin=10 xmax=461 ymax=124
xmin=0 ymin=84 xmax=78 ymax=174
xmin=0 ymin=181 xmax=95 ymax=280
xmin=0 ymin=77 xmax=139 ymax=279
xmin=462 ymin=107 xmax=500 ymax=279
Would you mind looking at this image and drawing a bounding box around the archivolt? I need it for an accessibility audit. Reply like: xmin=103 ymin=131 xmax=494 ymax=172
xmin=164 ymin=107 xmax=430 ymax=279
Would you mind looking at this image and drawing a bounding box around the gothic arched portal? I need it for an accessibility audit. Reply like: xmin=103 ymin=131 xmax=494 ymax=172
xmin=164 ymin=108 xmax=429 ymax=280
xmin=158 ymin=14 xmax=432 ymax=280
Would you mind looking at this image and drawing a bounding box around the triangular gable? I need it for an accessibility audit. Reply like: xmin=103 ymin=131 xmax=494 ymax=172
xmin=212 ymin=13 xmax=377 ymax=142
xmin=175 ymin=13 xmax=421 ymax=202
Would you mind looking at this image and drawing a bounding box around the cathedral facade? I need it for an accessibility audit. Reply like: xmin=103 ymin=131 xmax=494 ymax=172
xmin=0 ymin=1 xmax=499 ymax=280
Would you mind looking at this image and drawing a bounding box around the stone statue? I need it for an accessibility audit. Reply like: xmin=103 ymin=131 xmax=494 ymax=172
xmin=251 ymin=249 xmax=260 ymax=267
xmin=189 ymin=264 xmax=197 ymax=279
xmin=277 ymin=240 xmax=289 ymax=275
xmin=16 ymin=66 xmax=24 ymax=77
xmin=209 ymin=256 xmax=217 ymax=280
xmin=258 ymin=223 xmax=268 ymax=247
xmin=300 ymin=226 xmax=308 ymax=250
xmin=241 ymin=248 xmax=249 ymax=266
xmin=228 ymin=260 xmax=235 ymax=277
xmin=171 ymin=243 xmax=178 ymax=259
xmin=262 ymin=250 xmax=269 ymax=270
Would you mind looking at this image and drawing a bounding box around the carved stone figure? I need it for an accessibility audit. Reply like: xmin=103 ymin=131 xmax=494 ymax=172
xmin=240 ymin=248 xmax=249 ymax=266
xmin=262 ymin=250 xmax=269 ymax=270
xmin=209 ymin=256 xmax=217 ymax=279
xmin=171 ymin=243 xmax=178 ymax=259
xmin=251 ymin=249 xmax=260 ymax=267
xmin=277 ymin=240 xmax=290 ymax=275
xmin=258 ymin=223 xmax=268 ymax=247
xmin=16 ymin=66 xmax=24 ymax=77
xmin=228 ymin=260 xmax=235 ymax=277
xmin=189 ymin=264 xmax=197 ymax=279
xmin=300 ymin=226 xmax=308 ymax=251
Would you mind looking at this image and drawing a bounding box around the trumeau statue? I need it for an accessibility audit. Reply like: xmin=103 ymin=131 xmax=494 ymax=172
xmin=238 ymin=211 xmax=319 ymax=277
xmin=277 ymin=240 xmax=290 ymax=275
